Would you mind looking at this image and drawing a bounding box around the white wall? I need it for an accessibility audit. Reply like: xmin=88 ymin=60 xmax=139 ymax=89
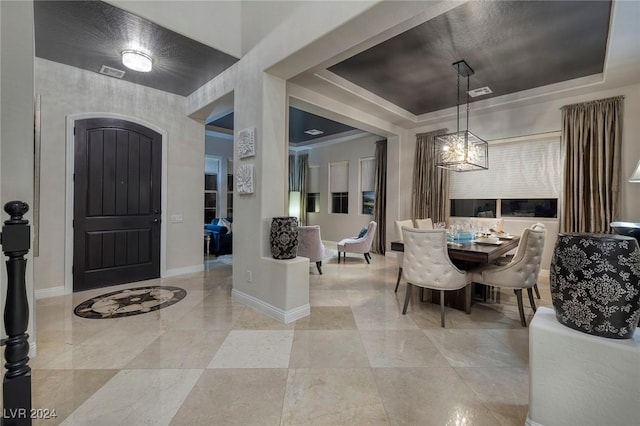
xmin=0 ymin=0 xmax=35 ymax=350
xmin=304 ymin=134 xmax=379 ymax=242
xmin=34 ymin=58 xmax=204 ymax=291
xmin=240 ymin=1 xmax=302 ymax=55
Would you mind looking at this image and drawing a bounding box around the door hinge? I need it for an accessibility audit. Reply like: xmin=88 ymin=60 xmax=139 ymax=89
xmin=73 ymin=127 xmax=76 ymax=135
xmin=72 ymin=219 xmax=74 ymax=228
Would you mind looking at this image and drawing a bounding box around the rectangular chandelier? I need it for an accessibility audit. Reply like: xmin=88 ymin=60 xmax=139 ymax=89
xmin=435 ymin=130 xmax=488 ymax=172
xmin=435 ymin=59 xmax=488 ymax=172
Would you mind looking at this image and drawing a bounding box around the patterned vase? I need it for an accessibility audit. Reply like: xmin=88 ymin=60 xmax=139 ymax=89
xmin=270 ymin=217 xmax=298 ymax=259
xmin=550 ymin=233 xmax=640 ymax=339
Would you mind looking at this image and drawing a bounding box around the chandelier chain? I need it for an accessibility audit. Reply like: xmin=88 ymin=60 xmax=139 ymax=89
xmin=456 ymin=63 xmax=460 ymax=134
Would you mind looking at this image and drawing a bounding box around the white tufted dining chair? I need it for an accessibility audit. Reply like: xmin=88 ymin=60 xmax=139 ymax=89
xmin=471 ymin=227 xmax=546 ymax=326
xmin=495 ymin=222 xmax=547 ymax=299
xmin=401 ymin=228 xmax=471 ymax=327
xmin=393 ymin=219 xmax=415 ymax=293
xmin=414 ymin=218 xmax=434 ymax=229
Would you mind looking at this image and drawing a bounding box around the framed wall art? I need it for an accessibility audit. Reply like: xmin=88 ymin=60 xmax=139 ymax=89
xmin=236 ymin=164 xmax=255 ymax=194
xmin=237 ymin=127 xmax=256 ymax=158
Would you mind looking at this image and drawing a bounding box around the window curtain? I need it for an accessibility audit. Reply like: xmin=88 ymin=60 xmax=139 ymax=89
xmin=560 ymin=96 xmax=624 ymax=233
xmin=372 ymin=139 xmax=387 ymax=254
xmin=412 ymin=129 xmax=449 ymax=223
xmin=288 ymin=153 xmax=308 ymax=224
xmin=297 ymin=153 xmax=308 ymax=225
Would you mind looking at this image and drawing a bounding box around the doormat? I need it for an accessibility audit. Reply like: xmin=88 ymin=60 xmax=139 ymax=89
xmin=74 ymin=286 xmax=187 ymax=319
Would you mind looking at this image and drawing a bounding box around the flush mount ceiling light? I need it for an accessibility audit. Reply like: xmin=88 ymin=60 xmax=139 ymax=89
xmin=121 ymin=50 xmax=152 ymax=72
xmin=435 ymin=60 xmax=488 ymax=172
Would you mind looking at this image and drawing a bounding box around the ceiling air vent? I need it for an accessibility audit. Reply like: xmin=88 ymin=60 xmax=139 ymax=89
xmin=468 ymin=86 xmax=492 ymax=98
xmin=304 ymin=129 xmax=324 ymax=136
xmin=99 ymin=65 xmax=126 ymax=79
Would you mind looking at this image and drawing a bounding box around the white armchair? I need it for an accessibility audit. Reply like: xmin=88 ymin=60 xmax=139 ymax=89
xmin=471 ymin=227 xmax=546 ymax=326
xmin=337 ymin=221 xmax=377 ymax=264
xmin=393 ymin=219 xmax=414 ymax=293
xmin=297 ymin=225 xmax=325 ymax=274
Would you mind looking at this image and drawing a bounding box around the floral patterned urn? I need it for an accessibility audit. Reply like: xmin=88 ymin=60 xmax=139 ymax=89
xmin=550 ymin=233 xmax=640 ymax=339
xmin=270 ymin=216 xmax=298 ymax=259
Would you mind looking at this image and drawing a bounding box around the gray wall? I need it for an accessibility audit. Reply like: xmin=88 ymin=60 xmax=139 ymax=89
xmin=34 ymin=58 xmax=204 ymax=292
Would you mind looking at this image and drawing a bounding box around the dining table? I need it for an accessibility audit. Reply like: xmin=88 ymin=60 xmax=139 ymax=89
xmin=391 ymin=235 xmax=520 ymax=309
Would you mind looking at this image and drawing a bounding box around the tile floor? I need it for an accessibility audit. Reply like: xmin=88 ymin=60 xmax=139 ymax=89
xmin=25 ymin=251 xmax=552 ymax=425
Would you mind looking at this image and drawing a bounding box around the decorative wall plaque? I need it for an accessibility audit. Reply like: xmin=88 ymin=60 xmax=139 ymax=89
xmin=236 ymin=164 xmax=254 ymax=194
xmin=237 ymin=127 xmax=256 ymax=158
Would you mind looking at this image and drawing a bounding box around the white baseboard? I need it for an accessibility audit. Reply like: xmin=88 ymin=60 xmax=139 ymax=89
xmin=525 ymin=415 xmax=543 ymax=426
xmin=164 ymin=264 xmax=204 ymax=278
xmin=35 ymin=285 xmax=66 ymax=299
xmin=232 ymin=288 xmax=310 ymax=324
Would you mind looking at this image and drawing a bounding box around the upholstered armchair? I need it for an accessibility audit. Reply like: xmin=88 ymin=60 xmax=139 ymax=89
xmin=337 ymin=221 xmax=377 ymax=264
xmin=401 ymin=228 xmax=471 ymax=327
xmin=393 ymin=219 xmax=414 ymax=293
xmin=471 ymin=227 xmax=546 ymax=326
xmin=297 ymin=225 xmax=325 ymax=274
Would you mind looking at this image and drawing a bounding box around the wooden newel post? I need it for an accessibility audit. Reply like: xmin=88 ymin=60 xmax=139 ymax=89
xmin=1 ymin=201 xmax=32 ymax=426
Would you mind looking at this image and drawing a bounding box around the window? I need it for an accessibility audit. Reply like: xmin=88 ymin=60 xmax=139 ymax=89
xmin=362 ymin=191 xmax=374 ymax=215
xmin=307 ymin=165 xmax=320 ymax=213
xmin=329 ymin=161 xmax=348 ymax=214
xmin=448 ymin=135 xmax=561 ymax=220
xmin=501 ymin=198 xmax=557 ymax=218
xmin=331 ymin=192 xmax=349 ymax=214
xmin=360 ymin=157 xmax=375 ymax=215
xmin=450 ymin=199 xmax=496 ymax=218
xmin=307 ymin=193 xmax=320 ymax=213
xmin=204 ymin=174 xmax=217 ymax=222
xmin=226 ymin=158 xmax=233 ymax=218
xmin=204 ymin=156 xmax=220 ymax=223
xmin=450 ymin=198 xmax=558 ymax=218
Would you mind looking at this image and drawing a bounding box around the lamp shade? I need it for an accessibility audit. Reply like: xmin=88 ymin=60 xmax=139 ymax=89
xmin=288 ymin=191 xmax=301 ymax=220
xmin=435 ymin=130 xmax=488 ymax=172
xmin=629 ymin=160 xmax=640 ymax=182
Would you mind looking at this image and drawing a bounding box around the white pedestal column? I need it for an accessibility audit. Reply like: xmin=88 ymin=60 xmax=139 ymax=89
xmin=527 ymin=307 xmax=640 ymax=426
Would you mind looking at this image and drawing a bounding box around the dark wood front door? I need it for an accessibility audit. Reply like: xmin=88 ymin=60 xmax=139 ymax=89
xmin=73 ymin=118 xmax=162 ymax=291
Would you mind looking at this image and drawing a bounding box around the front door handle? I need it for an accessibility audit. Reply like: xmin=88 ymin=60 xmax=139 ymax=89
xmin=152 ymin=218 xmax=160 ymax=224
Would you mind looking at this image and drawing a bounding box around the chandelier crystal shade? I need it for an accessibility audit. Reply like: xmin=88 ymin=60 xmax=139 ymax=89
xmin=122 ymin=50 xmax=153 ymax=72
xmin=435 ymin=60 xmax=488 ymax=172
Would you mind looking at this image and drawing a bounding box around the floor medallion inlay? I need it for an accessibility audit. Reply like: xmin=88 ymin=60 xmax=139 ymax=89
xmin=74 ymin=286 xmax=187 ymax=319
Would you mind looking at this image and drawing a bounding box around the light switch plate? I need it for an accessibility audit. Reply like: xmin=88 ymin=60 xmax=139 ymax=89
xmin=170 ymin=214 xmax=183 ymax=223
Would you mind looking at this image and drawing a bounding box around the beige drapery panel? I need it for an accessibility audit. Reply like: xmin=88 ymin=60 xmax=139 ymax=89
xmin=412 ymin=129 xmax=449 ymax=223
xmin=560 ymin=95 xmax=624 ymax=233
xmin=372 ymin=139 xmax=387 ymax=254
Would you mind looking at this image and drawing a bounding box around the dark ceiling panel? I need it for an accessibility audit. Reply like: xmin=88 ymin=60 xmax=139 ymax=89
xmin=207 ymin=108 xmax=358 ymax=144
xmin=34 ymin=1 xmax=239 ymax=96
xmin=289 ymin=107 xmax=357 ymax=144
xmin=208 ymin=113 xmax=235 ymax=131
xmin=329 ymin=0 xmax=611 ymax=115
